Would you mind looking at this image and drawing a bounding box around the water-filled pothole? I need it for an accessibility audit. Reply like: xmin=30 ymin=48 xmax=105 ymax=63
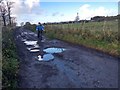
xmin=24 ymin=41 xmax=37 ymax=45
xmin=29 ymin=49 xmax=40 ymax=52
xmin=24 ymin=40 xmax=40 ymax=52
xmin=27 ymin=47 xmax=40 ymax=52
xmin=43 ymin=47 xmax=66 ymax=54
xmin=38 ymin=54 xmax=54 ymax=61
xmin=27 ymin=45 xmax=40 ymax=50
xmin=21 ymin=39 xmax=27 ymax=42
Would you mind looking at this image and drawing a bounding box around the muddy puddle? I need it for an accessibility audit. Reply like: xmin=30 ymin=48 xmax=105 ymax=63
xmin=29 ymin=49 xmax=40 ymax=52
xmin=21 ymin=39 xmax=27 ymax=42
xmin=43 ymin=47 xmax=66 ymax=54
xmin=24 ymin=41 xmax=38 ymax=46
xmin=27 ymin=47 xmax=40 ymax=52
xmin=36 ymin=47 xmax=66 ymax=61
xmin=23 ymin=40 xmax=66 ymax=61
xmin=27 ymin=45 xmax=40 ymax=50
xmin=24 ymin=40 xmax=40 ymax=53
xmin=38 ymin=54 xmax=54 ymax=61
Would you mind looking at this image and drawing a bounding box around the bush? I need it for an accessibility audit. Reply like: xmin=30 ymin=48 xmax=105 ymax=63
xmin=24 ymin=22 xmax=36 ymax=32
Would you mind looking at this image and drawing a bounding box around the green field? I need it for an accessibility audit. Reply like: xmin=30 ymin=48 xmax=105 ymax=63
xmin=45 ymin=20 xmax=119 ymax=56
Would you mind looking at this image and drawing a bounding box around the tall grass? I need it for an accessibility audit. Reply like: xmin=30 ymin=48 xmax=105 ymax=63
xmin=2 ymin=26 xmax=19 ymax=88
xmin=45 ymin=20 xmax=119 ymax=56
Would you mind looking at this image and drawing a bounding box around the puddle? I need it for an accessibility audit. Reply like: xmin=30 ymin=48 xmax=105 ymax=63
xmin=29 ymin=33 xmax=37 ymax=36
xmin=23 ymin=32 xmax=28 ymax=35
xmin=27 ymin=44 xmax=39 ymax=50
xmin=34 ymin=34 xmax=37 ymax=37
xmin=33 ymin=44 xmax=39 ymax=48
xmin=27 ymin=47 xmax=40 ymax=51
xmin=17 ymin=35 xmax=21 ymax=38
xmin=24 ymin=41 xmax=37 ymax=45
xmin=24 ymin=40 xmax=40 ymax=53
xmin=21 ymin=39 xmax=27 ymax=41
xmin=21 ymin=32 xmax=28 ymax=36
xmin=43 ymin=47 xmax=66 ymax=54
xmin=29 ymin=32 xmax=34 ymax=35
xmin=38 ymin=54 xmax=54 ymax=61
xmin=29 ymin=49 xmax=40 ymax=52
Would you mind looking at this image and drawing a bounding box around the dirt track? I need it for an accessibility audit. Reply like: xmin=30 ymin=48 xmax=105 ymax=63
xmin=14 ymin=27 xmax=118 ymax=88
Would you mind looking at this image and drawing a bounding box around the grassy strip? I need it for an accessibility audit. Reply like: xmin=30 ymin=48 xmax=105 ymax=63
xmin=45 ymin=20 xmax=119 ymax=57
xmin=2 ymin=26 xmax=19 ymax=88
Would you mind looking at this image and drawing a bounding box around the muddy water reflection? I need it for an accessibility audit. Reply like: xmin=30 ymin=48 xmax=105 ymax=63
xmin=36 ymin=47 xmax=66 ymax=61
xmin=38 ymin=54 xmax=54 ymax=61
xmin=30 ymin=49 xmax=40 ymax=52
xmin=24 ymin=40 xmax=40 ymax=53
xmin=23 ymin=40 xmax=66 ymax=61
xmin=43 ymin=48 xmax=66 ymax=54
xmin=24 ymin=41 xmax=37 ymax=46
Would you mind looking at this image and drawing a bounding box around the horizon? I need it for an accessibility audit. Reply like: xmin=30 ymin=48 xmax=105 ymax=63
xmin=7 ymin=1 xmax=118 ymax=25
xmin=24 ymin=15 xmax=119 ymax=25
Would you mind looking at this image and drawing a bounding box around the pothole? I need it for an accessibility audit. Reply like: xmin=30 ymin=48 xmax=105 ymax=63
xmin=21 ymin=39 xmax=27 ymax=41
xmin=29 ymin=49 xmax=40 ymax=52
xmin=43 ymin=47 xmax=66 ymax=54
xmin=24 ymin=41 xmax=38 ymax=46
xmin=37 ymin=54 xmax=54 ymax=61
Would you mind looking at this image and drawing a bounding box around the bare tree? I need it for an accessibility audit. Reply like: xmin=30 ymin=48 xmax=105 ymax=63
xmin=6 ymin=1 xmax=14 ymax=25
xmin=0 ymin=0 xmax=3 ymax=3
xmin=0 ymin=2 xmax=7 ymax=26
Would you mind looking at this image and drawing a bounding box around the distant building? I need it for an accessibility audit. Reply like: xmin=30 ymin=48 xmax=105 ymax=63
xmin=75 ymin=12 xmax=79 ymax=22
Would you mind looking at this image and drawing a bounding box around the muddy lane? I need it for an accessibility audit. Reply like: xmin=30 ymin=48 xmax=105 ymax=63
xmin=14 ymin=28 xmax=118 ymax=88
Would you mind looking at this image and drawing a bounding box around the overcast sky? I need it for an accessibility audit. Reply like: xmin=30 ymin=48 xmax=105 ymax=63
xmin=6 ymin=0 xmax=119 ymax=25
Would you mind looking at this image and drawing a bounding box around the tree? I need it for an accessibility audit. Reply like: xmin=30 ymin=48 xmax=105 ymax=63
xmin=0 ymin=0 xmax=14 ymax=26
xmin=6 ymin=1 xmax=14 ymax=25
xmin=0 ymin=1 xmax=7 ymax=26
xmin=24 ymin=22 xmax=31 ymax=29
xmin=0 ymin=0 xmax=3 ymax=3
xmin=75 ymin=12 xmax=79 ymax=22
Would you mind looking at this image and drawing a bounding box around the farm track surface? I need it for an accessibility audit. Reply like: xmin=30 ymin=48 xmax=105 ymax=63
xmin=14 ymin=27 xmax=118 ymax=88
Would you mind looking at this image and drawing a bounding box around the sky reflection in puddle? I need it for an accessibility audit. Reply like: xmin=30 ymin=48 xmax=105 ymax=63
xmin=43 ymin=47 xmax=66 ymax=54
xmin=21 ymin=39 xmax=27 ymax=41
xmin=23 ymin=40 xmax=66 ymax=61
xmin=24 ymin=41 xmax=37 ymax=45
xmin=38 ymin=54 xmax=54 ymax=61
xmin=29 ymin=49 xmax=40 ymax=52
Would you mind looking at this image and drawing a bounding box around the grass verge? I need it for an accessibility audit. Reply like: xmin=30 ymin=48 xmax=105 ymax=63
xmin=2 ymin=26 xmax=19 ymax=88
xmin=45 ymin=20 xmax=119 ymax=57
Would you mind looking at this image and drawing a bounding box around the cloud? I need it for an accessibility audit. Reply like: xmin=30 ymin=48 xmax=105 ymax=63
xmin=11 ymin=0 xmax=41 ymax=15
xmin=3 ymin=0 xmax=43 ymax=25
xmin=78 ymin=4 xmax=118 ymax=20
xmin=25 ymin=0 xmax=39 ymax=9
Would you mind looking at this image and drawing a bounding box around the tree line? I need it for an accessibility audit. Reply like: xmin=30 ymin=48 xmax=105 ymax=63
xmin=43 ymin=15 xmax=119 ymax=25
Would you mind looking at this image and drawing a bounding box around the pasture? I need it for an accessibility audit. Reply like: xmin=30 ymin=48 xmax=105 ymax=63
xmin=45 ymin=20 xmax=119 ymax=56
